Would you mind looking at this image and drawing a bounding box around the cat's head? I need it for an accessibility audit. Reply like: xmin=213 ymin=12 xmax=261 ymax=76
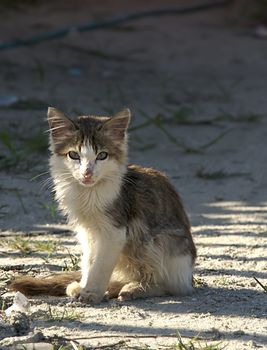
xmin=47 ymin=107 xmax=131 ymax=187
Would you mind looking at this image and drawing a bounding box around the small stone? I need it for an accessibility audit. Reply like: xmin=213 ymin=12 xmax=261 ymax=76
xmin=7 ymin=311 xmax=30 ymax=335
xmin=233 ymin=330 xmax=245 ymax=336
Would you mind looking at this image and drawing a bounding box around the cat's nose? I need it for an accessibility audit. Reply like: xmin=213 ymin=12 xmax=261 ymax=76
xmin=82 ymin=169 xmax=93 ymax=184
xmin=84 ymin=169 xmax=93 ymax=178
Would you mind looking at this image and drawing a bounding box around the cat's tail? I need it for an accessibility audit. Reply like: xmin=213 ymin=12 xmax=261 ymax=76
xmin=9 ymin=271 xmax=81 ymax=296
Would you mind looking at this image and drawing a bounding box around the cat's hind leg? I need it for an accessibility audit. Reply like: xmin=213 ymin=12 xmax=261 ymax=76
xmin=118 ymin=281 xmax=165 ymax=301
xmin=105 ymin=281 xmax=125 ymax=299
xmin=117 ymin=253 xmax=194 ymax=301
xmin=117 ymin=254 xmax=194 ymax=301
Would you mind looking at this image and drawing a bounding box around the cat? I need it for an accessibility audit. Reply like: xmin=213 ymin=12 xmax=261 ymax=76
xmin=10 ymin=107 xmax=196 ymax=303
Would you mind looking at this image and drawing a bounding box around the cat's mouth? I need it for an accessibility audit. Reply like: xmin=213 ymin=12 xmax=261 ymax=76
xmin=81 ymin=177 xmax=95 ymax=186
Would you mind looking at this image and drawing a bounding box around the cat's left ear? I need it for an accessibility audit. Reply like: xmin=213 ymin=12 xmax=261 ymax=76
xmin=102 ymin=108 xmax=131 ymax=144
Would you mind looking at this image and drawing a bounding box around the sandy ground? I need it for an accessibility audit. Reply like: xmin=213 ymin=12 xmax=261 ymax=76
xmin=0 ymin=1 xmax=266 ymax=349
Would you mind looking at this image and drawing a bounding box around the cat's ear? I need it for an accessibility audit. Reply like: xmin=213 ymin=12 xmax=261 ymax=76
xmin=47 ymin=107 xmax=76 ymax=141
xmin=102 ymin=108 xmax=131 ymax=144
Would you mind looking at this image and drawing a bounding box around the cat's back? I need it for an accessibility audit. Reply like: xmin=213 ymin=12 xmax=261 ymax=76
xmin=125 ymin=163 xmax=182 ymax=200
xmin=125 ymin=164 xmax=178 ymax=199
xmin=127 ymin=164 xmax=167 ymax=182
xmin=108 ymin=164 xmax=191 ymax=233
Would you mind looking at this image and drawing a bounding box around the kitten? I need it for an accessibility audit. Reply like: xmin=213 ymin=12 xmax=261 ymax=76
xmin=10 ymin=107 xmax=196 ymax=303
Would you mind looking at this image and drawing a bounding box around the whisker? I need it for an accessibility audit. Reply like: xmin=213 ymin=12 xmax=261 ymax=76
xmin=38 ymin=172 xmax=74 ymax=191
xmin=40 ymin=178 xmax=54 ymax=191
xmin=102 ymin=173 xmax=136 ymax=187
xmin=30 ymin=171 xmax=50 ymax=182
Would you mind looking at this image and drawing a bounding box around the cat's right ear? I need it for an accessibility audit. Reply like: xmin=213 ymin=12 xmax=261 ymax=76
xmin=47 ymin=107 xmax=76 ymax=141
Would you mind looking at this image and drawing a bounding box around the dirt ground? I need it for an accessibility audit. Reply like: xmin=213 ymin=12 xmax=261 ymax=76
xmin=0 ymin=1 xmax=266 ymax=349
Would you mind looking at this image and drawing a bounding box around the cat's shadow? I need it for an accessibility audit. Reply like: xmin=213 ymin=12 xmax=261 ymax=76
xmin=31 ymin=285 xmax=267 ymax=345
xmin=32 ymin=284 xmax=265 ymax=319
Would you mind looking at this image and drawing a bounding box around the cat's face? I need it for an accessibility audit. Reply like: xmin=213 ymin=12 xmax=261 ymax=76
xmin=47 ymin=107 xmax=130 ymax=187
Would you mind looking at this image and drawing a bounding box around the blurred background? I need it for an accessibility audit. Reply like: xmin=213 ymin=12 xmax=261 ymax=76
xmin=0 ymin=0 xmax=267 ymax=230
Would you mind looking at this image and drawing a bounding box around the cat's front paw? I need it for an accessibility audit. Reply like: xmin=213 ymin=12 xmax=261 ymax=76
xmin=78 ymin=290 xmax=102 ymax=304
xmin=66 ymin=281 xmax=82 ymax=297
xmin=66 ymin=282 xmax=102 ymax=304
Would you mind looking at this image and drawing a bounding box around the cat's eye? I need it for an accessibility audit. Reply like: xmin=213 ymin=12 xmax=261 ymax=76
xmin=96 ymin=151 xmax=108 ymax=161
xmin=68 ymin=151 xmax=80 ymax=160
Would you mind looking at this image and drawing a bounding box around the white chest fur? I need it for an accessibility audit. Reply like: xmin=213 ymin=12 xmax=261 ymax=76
xmin=50 ymin=155 xmax=127 ymax=301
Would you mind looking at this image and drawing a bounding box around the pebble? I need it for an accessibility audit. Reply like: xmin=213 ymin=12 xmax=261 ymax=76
xmin=8 ymin=311 xmax=30 ymax=335
xmin=0 ymin=311 xmax=31 ymax=344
